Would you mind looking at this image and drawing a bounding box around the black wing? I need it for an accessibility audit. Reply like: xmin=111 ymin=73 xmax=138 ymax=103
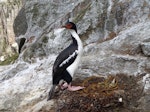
xmin=52 ymin=44 xmax=78 ymax=84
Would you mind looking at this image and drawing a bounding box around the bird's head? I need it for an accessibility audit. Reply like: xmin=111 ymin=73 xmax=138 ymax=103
xmin=62 ymin=21 xmax=77 ymax=32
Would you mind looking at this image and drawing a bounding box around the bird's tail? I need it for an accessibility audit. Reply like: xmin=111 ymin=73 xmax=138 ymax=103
xmin=47 ymin=85 xmax=56 ymax=101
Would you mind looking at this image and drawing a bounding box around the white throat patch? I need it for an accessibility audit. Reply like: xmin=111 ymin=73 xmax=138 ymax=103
xmin=66 ymin=30 xmax=83 ymax=77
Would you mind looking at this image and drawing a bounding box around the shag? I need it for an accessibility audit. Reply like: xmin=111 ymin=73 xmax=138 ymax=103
xmin=47 ymin=21 xmax=84 ymax=100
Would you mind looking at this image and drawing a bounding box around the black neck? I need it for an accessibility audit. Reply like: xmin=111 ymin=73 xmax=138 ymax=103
xmin=74 ymin=28 xmax=77 ymax=33
xmin=71 ymin=35 xmax=78 ymax=45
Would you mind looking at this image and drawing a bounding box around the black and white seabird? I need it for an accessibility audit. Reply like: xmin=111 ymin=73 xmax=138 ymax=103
xmin=47 ymin=21 xmax=84 ymax=100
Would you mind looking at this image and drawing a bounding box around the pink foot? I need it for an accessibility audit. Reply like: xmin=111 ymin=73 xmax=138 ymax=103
xmin=67 ymin=84 xmax=85 ymax=91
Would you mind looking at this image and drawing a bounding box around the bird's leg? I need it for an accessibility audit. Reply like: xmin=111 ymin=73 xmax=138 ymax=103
xmin=67 ymin=83 xmax=85 ymax=91
xmin=58 ymin=80 xmax=68 ymax=90
xmin=60 ymin=82 xmax=68 ymax=90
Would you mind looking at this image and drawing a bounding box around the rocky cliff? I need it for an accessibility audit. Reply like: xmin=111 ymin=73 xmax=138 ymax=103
xmin=0 ymin=0 xmax=22 ymax=64
xmin=0 ymin=0 xmax=150 ymax=112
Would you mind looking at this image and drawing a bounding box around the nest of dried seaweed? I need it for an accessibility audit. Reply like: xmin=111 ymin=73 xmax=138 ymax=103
xmin=53 ymin=74 xmax=144 ymax=112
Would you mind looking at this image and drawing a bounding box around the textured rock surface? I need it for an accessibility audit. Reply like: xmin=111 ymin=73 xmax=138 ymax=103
xmin=141 ymin=38 xmax=150 ymax=56
xmin=0 ymin=0 xmax=22 ymax=63
xmin=13 ymin=7 xmax=28 ymax=37
xmin=0 ymin=0 xmax=150 ymax=112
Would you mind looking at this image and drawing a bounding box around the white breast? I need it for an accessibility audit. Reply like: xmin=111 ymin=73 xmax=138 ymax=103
xmin=66 ymin=30 xmax=83 ymax=77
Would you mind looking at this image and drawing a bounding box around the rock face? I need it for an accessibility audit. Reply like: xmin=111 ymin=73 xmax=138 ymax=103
xmin=0 ymin=0 xmax=150 ymax=112
xmin=0 ymin=0 xmax=22 ymax=63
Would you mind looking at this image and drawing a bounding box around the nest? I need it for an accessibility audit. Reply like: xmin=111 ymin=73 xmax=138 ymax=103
xmin=53 ymin=74 xmax=144 ymax=112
